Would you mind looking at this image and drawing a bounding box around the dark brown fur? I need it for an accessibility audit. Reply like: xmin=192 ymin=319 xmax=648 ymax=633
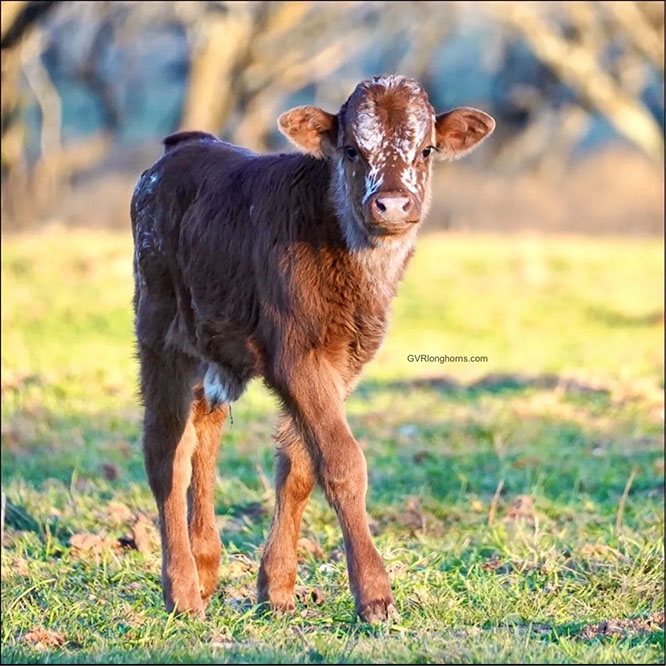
xmin=131 ymin=75 xmax=494 ymax=622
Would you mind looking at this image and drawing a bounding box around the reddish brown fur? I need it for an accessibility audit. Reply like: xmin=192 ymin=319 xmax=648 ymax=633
xmin=131 ymin=75 xmax=494 ymax=621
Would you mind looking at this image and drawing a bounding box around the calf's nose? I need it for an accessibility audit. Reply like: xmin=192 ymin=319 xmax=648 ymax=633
xmin=370 ymin=191 xmax=417 ymax=224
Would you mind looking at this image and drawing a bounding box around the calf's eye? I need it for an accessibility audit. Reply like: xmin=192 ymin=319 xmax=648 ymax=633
xmin=345 ymin=146 xmax=358 ymax=160
xmin=422 ymin=146 xmax=433 ymax=159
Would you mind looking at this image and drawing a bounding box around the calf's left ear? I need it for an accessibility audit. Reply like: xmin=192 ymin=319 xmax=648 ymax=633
xmin=278 ymin=106 xmax=338 ymax=158
xmin=434 ymin=107 xmax=495 ymax=159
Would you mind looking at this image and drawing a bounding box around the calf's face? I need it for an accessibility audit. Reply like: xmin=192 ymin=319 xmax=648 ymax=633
xmin=279 ymin=75 xmax=495 ymax=248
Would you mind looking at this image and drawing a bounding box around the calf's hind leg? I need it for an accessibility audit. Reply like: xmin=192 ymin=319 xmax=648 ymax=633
xmin=188 ymin=392 xmax=227 ymax=605
xmin=140 ymin=347 xmax=203 ymax=616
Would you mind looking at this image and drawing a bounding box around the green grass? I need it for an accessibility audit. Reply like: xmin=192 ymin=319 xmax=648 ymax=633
xmin=1 ymin=228 xmax=664 ymax=664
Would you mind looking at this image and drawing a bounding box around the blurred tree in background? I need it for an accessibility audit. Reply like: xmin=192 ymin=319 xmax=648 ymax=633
xmin=1 ymin=0 xmax=663 ymax=233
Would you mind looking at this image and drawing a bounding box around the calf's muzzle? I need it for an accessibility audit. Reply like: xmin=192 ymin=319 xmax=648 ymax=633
xmin=369 ymin=190 xmax=420 ymax=228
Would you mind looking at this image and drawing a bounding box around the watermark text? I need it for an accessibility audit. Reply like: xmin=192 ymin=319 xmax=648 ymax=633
xmin=406 ymin=353 xmax=489 ymax=364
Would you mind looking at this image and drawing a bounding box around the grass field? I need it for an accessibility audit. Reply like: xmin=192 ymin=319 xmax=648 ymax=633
xmin=1 ymin=229 xmax=664 ymax=664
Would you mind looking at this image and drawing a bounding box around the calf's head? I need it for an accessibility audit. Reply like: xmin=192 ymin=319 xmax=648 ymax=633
xmin=279 ymin=75 xmax=495 ymax=248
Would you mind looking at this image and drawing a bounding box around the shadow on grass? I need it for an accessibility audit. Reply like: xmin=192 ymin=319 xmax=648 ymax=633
xmin=582 ymin=304 xmax=664 ymax=328
xmin=2 ymin=371 xmax=661 ymax=554
xmin=356 ymin=372 xmax=613 ymax=401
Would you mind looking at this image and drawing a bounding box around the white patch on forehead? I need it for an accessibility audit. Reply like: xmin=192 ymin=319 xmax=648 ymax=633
xmin=353 ymin=98 xmax=386 ymax=155
xmin=397 ymin=102 xmax=431 ymax=164
xmin=349 ymin=77 xmax=432 ymax=197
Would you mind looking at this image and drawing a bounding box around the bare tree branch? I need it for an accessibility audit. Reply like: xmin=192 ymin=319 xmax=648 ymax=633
xmin=1 ymin=0 xmax=57 ymax=49
xmin=487 ymin=1 xmax=663 ymax=162
xmin=601 ymin=1 xmax=664 ymax=73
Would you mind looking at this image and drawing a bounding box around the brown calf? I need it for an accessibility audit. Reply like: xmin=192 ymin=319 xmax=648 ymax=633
xmin=131 ymin=75 xmax=494 ymax=622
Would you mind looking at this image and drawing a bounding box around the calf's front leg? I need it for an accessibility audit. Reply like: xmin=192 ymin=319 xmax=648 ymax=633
xmin=275 ymin=358 xmax=397 ymax=622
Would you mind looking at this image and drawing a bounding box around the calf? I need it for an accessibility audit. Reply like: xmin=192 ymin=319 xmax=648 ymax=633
xmin=131 ymin=74 xmax=494 ymax=621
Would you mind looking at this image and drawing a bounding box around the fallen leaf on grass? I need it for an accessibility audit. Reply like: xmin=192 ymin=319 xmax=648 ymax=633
xmin=21 ymin=627 xmax=65 ymax=649
xmin=396 ymin=496 xmax=426 ymax=532
xmin=578 ymin=543 xmax=630 ymax=563
xmin=209 ymin=627 xmax=232 ymax=643
xmin=1 ymin=555 xmax=30 ymax=579
xmin=296 ymin=586 xmax=326 ymax=606
xmin=503 ymin=495 xmax=536 ymax=525
xmin=132 ymin=514 xmax=158 ymax=554
xmin=107 ymin=501 xmax=133 ymax=524
xmin=579 ymin=611 xmax=664 ymax=640
xmin=118 ymin=514 xmax=159 ymax=554
xmin=297 ymin=537 xmax=324 ymax=561
xmin=329 ymin=548 xmax=344 ymax=563
xmin=225 ymin=555 xmax=256 ymax=578
xmin=14 ymin=556 xmax=30 ymax=577
xmin=101 ymin=462 xmax=120 ymax=481
xmin=69 ymin=532 xmax=117 ymax=555
xmin=482 ymin=556 xmax=510 ymax=573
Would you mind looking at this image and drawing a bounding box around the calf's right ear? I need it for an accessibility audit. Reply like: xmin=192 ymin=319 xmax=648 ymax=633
xmin=278 ymin=106 xmax=338 ymax=158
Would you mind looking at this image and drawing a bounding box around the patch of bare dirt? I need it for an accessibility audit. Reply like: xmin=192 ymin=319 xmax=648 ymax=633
xmin=578 ymin=611 xmax=664 ymax=640
xmin=21 ymin=627 xmax=65 ymax=649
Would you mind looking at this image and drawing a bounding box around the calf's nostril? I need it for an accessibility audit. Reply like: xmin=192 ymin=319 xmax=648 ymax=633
xmin=375 ymin=199 xmax=387 ymax=213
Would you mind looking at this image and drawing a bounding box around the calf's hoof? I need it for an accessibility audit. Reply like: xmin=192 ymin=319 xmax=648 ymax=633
xmin=165 ymin=595 xmax=205 ymax=619
xmin=192 ymin=539 xmax=221 ymax=606
xmin=358 ymin=597 xmax=399 ymax=623
xmin=257 ymin=586 xmax=295 ymax=614
xmin=164 ymin=572 xmax=205 ymax=619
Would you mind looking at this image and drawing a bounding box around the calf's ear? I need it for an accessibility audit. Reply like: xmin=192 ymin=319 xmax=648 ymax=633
xmin=434 ymin=107 xmax=495 ymax=159
xmin=278 ymin=106 xmax=338 ymax=158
